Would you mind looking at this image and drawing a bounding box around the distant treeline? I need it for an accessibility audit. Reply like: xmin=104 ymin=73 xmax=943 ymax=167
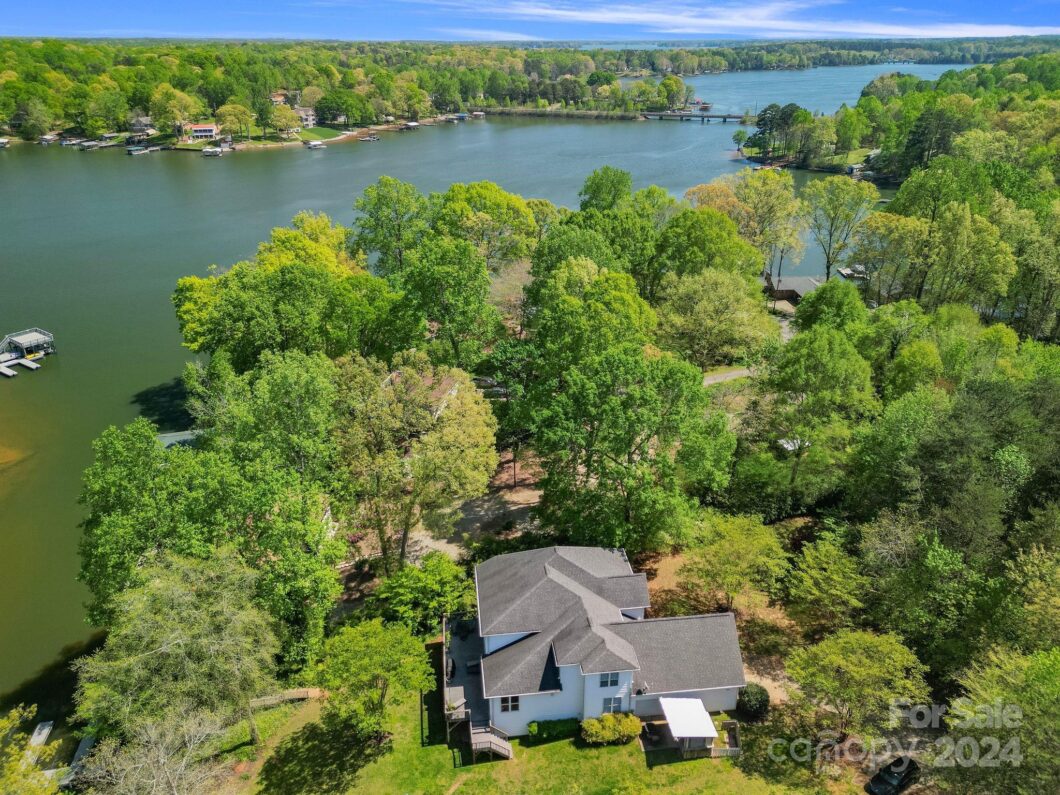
xmin=1 ymin=37 xmax=1057 ymax=138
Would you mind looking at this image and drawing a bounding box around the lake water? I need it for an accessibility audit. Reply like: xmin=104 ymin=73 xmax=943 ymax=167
xmin=0 ymin=62 xmax=961 ymax=694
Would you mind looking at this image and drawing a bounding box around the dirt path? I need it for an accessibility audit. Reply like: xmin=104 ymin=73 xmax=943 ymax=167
xmin=703 ymin=368 xmax=752 ymax=386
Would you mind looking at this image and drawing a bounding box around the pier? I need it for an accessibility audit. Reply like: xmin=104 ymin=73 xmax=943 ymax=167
xmin=1 ymin=328 xmax=55 ymax=377
xmin=642 ymin=111 xmax=747 ymax=123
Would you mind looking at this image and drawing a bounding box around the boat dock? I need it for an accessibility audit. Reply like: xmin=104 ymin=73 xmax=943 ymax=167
xmin=0 ymin=358 xmax=42 ymax=377
xmin=642 ymin=111 xmax=746 ymax=123
xmin=1 ymin=328 xmax=55 ymax=377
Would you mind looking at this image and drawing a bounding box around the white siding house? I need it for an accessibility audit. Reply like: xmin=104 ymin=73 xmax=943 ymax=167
xmin=489 ymin=663 xmax=585 ymax=736
xmin=451 ymin=546 xmax=746 ymax=749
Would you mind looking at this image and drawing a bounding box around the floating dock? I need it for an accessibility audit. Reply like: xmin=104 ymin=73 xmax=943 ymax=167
xmin=1 ymin=328 xmax=55 ymax=377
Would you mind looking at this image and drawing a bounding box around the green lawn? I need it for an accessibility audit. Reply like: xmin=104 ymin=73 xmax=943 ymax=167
xmin=248 ymin=681 xmax=826 ymax=795
xmin=299 ymin=126 xmax=345 ymax=141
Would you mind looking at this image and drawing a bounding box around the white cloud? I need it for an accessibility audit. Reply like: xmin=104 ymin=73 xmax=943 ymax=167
xmin=437 ymin=27 xmax=540 ymax=40
xmin=414 ymin=0 xmax=1060 ymax=39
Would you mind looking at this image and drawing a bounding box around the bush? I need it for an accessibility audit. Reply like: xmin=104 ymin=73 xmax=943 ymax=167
xmin=580 ymin=712 xmax=642 ymax=745
xmin=526 ymin=717 xmax=580 ymax=743
xmin=737 ymin=682 xmax=771 ymax=722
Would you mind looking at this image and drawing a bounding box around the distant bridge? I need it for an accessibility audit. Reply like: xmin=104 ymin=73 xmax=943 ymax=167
xmin=642 ymin=111 xmax=748 ymax=123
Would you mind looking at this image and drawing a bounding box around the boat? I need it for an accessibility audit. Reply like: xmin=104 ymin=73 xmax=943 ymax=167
xmin=60 ymin=137 xmax=84 ymax=146
xmin=0 ymin=138 xmax=9 ymax=148
xmin=201 ymin=146 xmax=223 ymax=156
xmin=39 ymin=134 xmax=59 ymax=145
xmin=127 ymin=145 xmax=149 ymax=155
xmin=303 ymin=139 xmax=326 ymax=149
xmin=360 ymin=134 xmax=380 ymax=142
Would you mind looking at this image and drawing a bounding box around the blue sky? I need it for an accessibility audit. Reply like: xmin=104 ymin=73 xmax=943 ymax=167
xmin=3 ymin=1 xmax=1059 ymax=41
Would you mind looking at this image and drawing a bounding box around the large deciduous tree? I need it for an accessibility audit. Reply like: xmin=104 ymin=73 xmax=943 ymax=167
xmin=578 ymin=165 xmax=633 ymax=212
xmin=679 ymin=513 xmax=788 ymax=612
xmin=656 ymin=269 xmax=778 ymax=367
xmin=533 ymin=344 xmax=735 ymax=552
xmin=352 ymin=176 xmax=430 ymax=276
xmin=432 ymin=180 xmax=538 ymax=273
xmin=333 ymin=351 xmax=497 ymax=572
xmin=74 ymin=550 xmax=277 ymax=744
xmin=787 ymin=630 xmax=929 ymax=740
xmin=316 ymin=619 xmax=433 ymax=736
xmin=399 ymin=234 xmax=500 ymax=369
xmin=801 ymin=176 xmax=879 ymax=281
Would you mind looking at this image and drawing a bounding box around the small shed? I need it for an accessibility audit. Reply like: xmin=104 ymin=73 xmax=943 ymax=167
xmin=659 ymin=697 xmax=717 ymax=757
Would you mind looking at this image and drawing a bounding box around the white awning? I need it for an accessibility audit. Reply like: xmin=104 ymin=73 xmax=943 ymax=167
xmin=659 ymin=697 xmax=718 ymax=739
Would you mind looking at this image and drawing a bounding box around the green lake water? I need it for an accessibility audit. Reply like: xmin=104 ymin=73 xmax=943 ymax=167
xmin=0 ymin=62 xmax=961 ymax=694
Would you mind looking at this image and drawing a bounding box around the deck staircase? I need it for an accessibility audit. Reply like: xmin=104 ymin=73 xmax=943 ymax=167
xmin=470 ymin=721 xmax=513 ymax=760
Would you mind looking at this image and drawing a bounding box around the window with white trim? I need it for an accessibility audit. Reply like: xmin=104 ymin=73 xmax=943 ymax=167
xmin=602 ymin=696 xmax=622 ymax=713
xmin=599 ymin=672 xmax=619 ymax=688
xmin=500 ymin=696 xmax=520 ymax=712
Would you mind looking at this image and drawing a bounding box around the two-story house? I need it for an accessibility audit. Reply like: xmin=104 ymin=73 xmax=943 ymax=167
xmin=444 ymin=546 xmax=745 ymax=745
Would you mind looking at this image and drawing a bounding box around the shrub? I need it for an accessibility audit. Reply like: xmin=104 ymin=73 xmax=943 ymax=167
xmin=526 ymin=717 xmax=580 ymax=743
xmin=580 ymin=712 xmax=642 ymax=745
xmin=737 ymin=682 xmax=770 ymax=722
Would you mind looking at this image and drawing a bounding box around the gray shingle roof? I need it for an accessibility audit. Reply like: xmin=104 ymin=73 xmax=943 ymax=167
xmin=610 ymin=614 xmax=746 ymax=695
xmin=476 ymin=547 xmax=649 ymax=636
xmin=476 ymin=548 xmax=744 ymax=699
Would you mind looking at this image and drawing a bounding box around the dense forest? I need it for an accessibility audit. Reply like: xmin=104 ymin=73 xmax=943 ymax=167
xmin=4 ymin=50 xmax=1059 ymax=795
xmin=2 ymin=36 xmax=1058 ymax=138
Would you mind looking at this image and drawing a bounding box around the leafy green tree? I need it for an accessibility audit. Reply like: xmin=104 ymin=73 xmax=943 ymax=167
xmin=185 ymin=350 xmax=337 ymax=486
xmin=216 ymin=102 xmax=254 ymax=140
xmin=769 ymin=326 xmax=878 ymax=421
xmin=78 ymin=418 xmax=342 ymax=672
xmin=174 ymin=215 xmax=418 ymax=372
xmin=845 ymin=387 xmax=950 ymax=518
xmin=333 ymin=352 xmax=498 ymax=572
xmin=848 ymin=211 xmax=932 ymax=305
xmin=525 ymin=225 xmax=621 ymax=312
xmin=884 ymin=339 xmax=943 ymax=400
xmin=316 ymin=619 xmax=433 ymax=735
xmin=533 ymin=344 xmax=735 ymax=552
xmin=679 ymin=513 xmax=788 ymax=612
xmin=834 ymin=105 xmax=870 ymax=153
xmin=530 ymin=257 xmax=656 ymax=382
xmin=432 ymin=181 xmax=537 ymax=272
xmin=353 ymin=176 xmax=430 ymax=276
xmin=656 ymin=269 xmax=778 ymax=367
xmin=766 ymin=326 xmax=877 ymax=491
xmin=801 ymin=176 xmax=879 ymax=281
xmin=785 ymin=535 xmax=868 ymax=637
xmin=793 ymin=278 xmax=868 ymax=333
xmin=149 ymin=82 xmax=200 ymax=135
xmin=578 ymin=166 xmax=633 ymax=212
xmin=401 ymin=234 xmax=500 ymax=369
xmin=940 ymin=648 xmax=1059 ymax=795
xmin=647 ymin=207 xmax=762 ymax=302
xmin=920 ymin=202 xmax=1017 ymax=310
xmin=872 ymin=534 xmax=998 ymax=686
xmin=787 ymin=630 xmax=929 ymax=740
xmin=369 ymin=551 xmax=475 ymax=635
xmin=270 ymin=104 xmax=301 ymax=136
xmin=75 ymin=550 xmax=277 ymax=744
xmin=0 ymin=706 xmax=58 ymax=795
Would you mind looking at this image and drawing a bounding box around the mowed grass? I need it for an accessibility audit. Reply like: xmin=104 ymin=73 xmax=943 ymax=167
xmin=248 ymin=681 xmax=816 ymax=795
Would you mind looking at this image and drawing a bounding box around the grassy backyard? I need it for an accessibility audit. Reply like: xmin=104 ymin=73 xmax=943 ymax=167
xmin=243 ymin=688 xmax=821 ymax=795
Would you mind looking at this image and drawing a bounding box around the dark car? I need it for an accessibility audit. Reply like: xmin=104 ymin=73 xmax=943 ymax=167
xmin=865 ymin=757 xmax=920 ymax=795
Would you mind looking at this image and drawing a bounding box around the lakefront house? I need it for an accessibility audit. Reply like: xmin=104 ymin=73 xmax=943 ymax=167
xmin=443 ymin=546 xmax=745 ymax=758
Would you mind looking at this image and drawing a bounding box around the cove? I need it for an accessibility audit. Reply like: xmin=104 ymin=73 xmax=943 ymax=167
xmin=0 ymin=62 xmax=962 ymax=694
